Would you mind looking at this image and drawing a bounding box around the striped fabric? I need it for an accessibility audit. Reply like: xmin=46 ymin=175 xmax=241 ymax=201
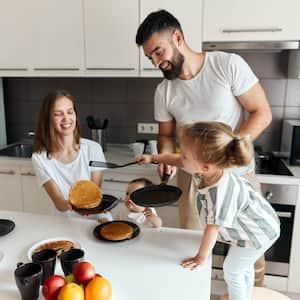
xmin=197 ymin=171 xmax=280 ymax=249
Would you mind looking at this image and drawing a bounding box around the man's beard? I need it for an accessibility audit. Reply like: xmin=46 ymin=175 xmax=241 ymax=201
xmin=160 ymin=50 xmax=184 ymax=80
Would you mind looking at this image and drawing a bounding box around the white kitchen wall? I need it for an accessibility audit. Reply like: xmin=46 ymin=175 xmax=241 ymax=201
xmin=0 ymin=79 xmax=7 ymax=146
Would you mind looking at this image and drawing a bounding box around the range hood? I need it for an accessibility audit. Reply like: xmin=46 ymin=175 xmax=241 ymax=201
xmin=202 ymin=41 xmax=299 ymax=52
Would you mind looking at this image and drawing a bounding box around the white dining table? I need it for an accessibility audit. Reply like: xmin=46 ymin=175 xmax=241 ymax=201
xmin=0 ymin=210 xmax=211 ymax=300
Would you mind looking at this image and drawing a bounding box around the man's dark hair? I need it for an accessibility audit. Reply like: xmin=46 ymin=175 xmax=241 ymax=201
xmin=136 ymin=9 xmax=183 ymax=46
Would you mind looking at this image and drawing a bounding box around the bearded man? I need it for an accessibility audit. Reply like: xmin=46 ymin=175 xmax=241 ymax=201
xmin=136 ymin=9 xmax=272 ymax=293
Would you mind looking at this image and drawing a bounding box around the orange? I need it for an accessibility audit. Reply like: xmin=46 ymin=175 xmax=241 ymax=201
xmin=57 ymin=283 xmax=84 ymax=300
xmin=85 ymin=276 xmax=112 ymax=300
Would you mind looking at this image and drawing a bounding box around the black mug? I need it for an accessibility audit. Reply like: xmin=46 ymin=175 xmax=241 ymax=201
xmin=60 ymin=248 xmax=84 ymax=276
xmin=14 ymin=262 xmax=43 ymax=300
xmin=32 ymin=249 xmax=56 ymax=284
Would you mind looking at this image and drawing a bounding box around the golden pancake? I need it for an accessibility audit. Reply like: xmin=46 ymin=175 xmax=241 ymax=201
xmin=69 ymin=180 xmax=102 ymax=209
xmin=100 ymin=222 xmax=134 ymax=241
xmin=34 ymin=240 xmax=74 ymax=256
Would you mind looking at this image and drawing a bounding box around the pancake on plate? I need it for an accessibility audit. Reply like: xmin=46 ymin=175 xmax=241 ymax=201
xmin=33 ymin=240 xmax=75 ymax=256
xmin=69 ymin=180 xmax=102 ymax=209
xmin=100 ymin=222 xmax=134 ymax=241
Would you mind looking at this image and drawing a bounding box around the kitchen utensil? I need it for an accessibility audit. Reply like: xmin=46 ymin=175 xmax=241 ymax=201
xmin=130 ymin=142 xmax=145 ymax=158
xmin=31 ymin=249 xmax=56 ymax=284
xmin=89 ymin=160 xmax=138 ymax=169
xmin=60 ymin=248 xmax=85 ymax=276
xmin=0 ymin=219 xmax=15 ymax=236
xmin=86 ymin=115 xmax=96 ymax=129
xmin=72 ymin=194 xmax=119 ymax=214
xmin=130 ymin=173 xmax=182 ymax=207
xmin=14 ymin=262 xmax=43 ymax=300
xmin=94 ymin=118 xmax=102 ymax=129
xmin=101 ymin=118 xmax=108 ymax=129
xmin=93 ymin=221 xmax=140 ymax=243
xmin=91 ymin=128 xmax=107 ymax=152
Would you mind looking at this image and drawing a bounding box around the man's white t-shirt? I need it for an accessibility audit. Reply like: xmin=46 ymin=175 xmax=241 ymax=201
xmin=32 ymin=138 xmax=105 ymax=202
xmin=154 ymin=51 xmax=258 ymax=175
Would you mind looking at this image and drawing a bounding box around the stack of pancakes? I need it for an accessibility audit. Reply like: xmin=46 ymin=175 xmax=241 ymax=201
xmin=100 ymin=222 xmax=134 ymax=241
xmin=69 ymin=180 xmax=102 ymax=209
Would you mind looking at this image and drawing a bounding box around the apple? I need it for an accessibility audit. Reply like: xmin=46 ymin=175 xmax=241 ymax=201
xmin=42 ymin=275 xmax=66 ymax=300
xmin=95 ymin=273 xmax=102 ymax=278
xmin=73 ymin=261 xmax=95 ymax=284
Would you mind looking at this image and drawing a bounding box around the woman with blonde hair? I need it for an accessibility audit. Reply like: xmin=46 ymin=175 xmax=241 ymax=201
xmin=137 ymin=121 xmax=280 ymax=300
xmin=32 ymin=90 xmax=105 ymax=215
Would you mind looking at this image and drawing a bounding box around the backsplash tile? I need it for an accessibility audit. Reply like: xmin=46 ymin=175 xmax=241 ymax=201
xmin=2 ymin=52 xmax=300 ymax=150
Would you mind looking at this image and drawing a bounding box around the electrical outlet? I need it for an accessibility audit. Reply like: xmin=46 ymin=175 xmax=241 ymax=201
xmin=137 ymin=122 xmax=159 ymax=134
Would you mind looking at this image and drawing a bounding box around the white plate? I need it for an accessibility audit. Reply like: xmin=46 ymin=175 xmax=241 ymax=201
xmin=27 ymin=237 xmax=81 ymax=261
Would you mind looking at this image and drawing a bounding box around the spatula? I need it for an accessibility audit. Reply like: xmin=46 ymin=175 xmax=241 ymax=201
xmin=89 ymin=161 xmax=138 ymax=169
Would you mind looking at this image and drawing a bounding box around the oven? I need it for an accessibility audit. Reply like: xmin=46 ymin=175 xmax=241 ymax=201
xmin=212 ymin=182 xmax=296 ymax=277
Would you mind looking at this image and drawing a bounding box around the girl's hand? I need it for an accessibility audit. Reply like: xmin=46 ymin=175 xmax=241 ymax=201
xmin=143 ymin=207 xmax=154 ymax=217
xmin=180 ymin=255 xmax=206 ymax=270
xmin=136 ymin=154 xmax=152 ymax=164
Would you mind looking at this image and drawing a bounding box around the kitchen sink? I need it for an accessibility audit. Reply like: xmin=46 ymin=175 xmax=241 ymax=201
xmin=0 ymin=143 xmax=33 ymax=158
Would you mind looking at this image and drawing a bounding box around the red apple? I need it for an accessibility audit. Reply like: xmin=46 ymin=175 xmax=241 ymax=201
xmin=42 ymin=275 xmax=66 ymax=300
xmin=73 ymin=261 xmax=95 ymax=284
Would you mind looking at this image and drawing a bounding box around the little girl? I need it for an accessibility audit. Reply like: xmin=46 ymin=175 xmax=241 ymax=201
xmin=137 ymin=122 xmax=280 ymax=300
xmin=99 ymin=178 xmax=162 ymax=228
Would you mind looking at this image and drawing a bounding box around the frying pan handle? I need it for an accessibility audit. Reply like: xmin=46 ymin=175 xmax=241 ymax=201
xmin=161 ymin=173 xmax=170 ymax=185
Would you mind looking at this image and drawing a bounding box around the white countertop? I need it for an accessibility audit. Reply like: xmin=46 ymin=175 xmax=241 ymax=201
xmin=0 ymin=210 xmax=211 ymax=300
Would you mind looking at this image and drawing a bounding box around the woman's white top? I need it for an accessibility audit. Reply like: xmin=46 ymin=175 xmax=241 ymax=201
xmin=32 ymin=138 xmax=105 ymax=203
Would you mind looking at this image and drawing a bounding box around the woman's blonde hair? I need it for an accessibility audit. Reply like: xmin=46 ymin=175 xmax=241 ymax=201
xmin=33 ymin=90 xmax=81 ymax=157
xmin=181 ymin=122 xmax=253 ymax=168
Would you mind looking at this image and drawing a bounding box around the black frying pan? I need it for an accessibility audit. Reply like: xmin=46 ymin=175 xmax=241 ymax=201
xmin=130 ymin=174 xmax=182 ymax=207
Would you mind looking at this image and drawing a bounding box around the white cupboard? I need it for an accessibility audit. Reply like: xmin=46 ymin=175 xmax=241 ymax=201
xmin=140 ymin=0 xmax=203 ymax=77
xmin=0 ymin=164 xmax=22 ymax=211
xmin=0 ymin=1 xmax=30 ymax=75
xmin=203 ymin=0 xmax=300 ymax=42
xmin=30 ymin=0 xmax=84 ymax=75
xmin=20 ymin=166 xmax=54 ymax=215
xmin=83 ymin=0 xmax=139 ymax=76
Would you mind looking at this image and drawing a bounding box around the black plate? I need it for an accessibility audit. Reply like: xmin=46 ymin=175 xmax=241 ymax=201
xmin=93 ymin=221 xmax=140 ymax=243
xmin=72 ymin=194 xmax=119 ymax=214
xmin=0 ymin=219 xmax=15 ymax=236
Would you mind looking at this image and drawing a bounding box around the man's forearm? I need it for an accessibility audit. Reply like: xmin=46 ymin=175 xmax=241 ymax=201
xmin=237 ymin=109 xmax=272 ymax=141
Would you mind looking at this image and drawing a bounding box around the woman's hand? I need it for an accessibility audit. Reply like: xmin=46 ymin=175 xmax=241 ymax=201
xmin=180 ymin=254 xmax=206 ymax=270
xmin=136 ymin=154 xmax=153 ymax=164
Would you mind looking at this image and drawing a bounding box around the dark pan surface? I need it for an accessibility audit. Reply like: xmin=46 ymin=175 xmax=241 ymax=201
xmin=72 ymin=194 xmax=119 ymax=214
xmin=131 ymin=185 xmax=182 ymax=207
xmin=0 ymin=219 xmax=15 ymax=236
xmin=93 ymin=220 xmax=140 ymax=243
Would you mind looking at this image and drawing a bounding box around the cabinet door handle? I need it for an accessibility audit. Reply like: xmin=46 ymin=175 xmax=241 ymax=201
xmin=0 ymin=170 xmax=15 ymax=175
xmin=86 ymin=67 xmax=135 ymax=71
xmin=34 ymin=67 xmax=80 ymax=71
xmin=143 ymin=68 xmax=158 ymax=71
xmin=222 ymin=28 xmax=283 ymax=33
xmin=20 ymin=172 xmax=35 ymax=176
xmin=276 ymin=211 xmax=292 ymax=218
xmin=104 ymin=178 xmax=129 ymax=184
xmin=0 ymin=68 xmax=28 ymax=71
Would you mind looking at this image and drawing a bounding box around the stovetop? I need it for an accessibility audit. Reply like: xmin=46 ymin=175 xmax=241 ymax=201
xmin=255 ymin=152 xmax=293 ymax=176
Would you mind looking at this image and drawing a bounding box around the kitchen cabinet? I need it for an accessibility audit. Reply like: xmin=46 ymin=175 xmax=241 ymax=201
xmin=0 ymin=160 xmax=53 ymax=215
xmin=83 ymin=0 xmax=139 ymax=76
xmin=0 ymin=164 xmax=22 ymax=211
xmin=203 ymin=0 xmax=300 ymax=42
xmin=0 ymin=0 xmax=84 ymax=77
xmin=140 ymin=0 xmax=203 ymax=77
xmin=20 ymin=166 xmax=54 ymax=215
xmin=30 ymin=0 xmax=84 ymax=75
xmin=0 ymin=1 xmax=30 ymax=75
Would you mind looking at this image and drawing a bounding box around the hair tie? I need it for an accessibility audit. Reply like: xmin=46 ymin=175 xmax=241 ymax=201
xmin=233 ymin=137 xmax=241 ymax=147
